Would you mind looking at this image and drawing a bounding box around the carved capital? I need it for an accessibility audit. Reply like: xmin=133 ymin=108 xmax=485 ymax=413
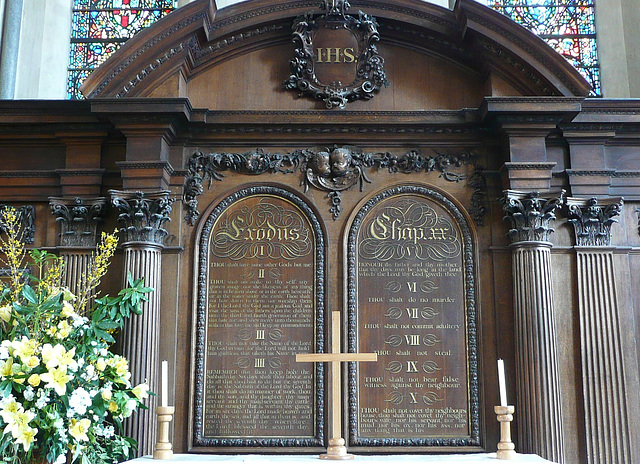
xmin=49 ymin=197 xmax=107 ymax=247
xmin=501 ymin=190 xmax=564 ymax=243
xmin=109 ymin=190 xmax=174 ymax=246
xmin=566 ymin=197 xmax=622 ymax=247
xmin=0 ymin=205 xmax=35 ymax=244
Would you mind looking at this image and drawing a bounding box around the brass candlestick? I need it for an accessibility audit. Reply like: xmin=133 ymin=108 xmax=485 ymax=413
xmin=495 ymin=405 xmax=516 ymax=460
xmin=153 ymin=406 xmax=175 ymax=460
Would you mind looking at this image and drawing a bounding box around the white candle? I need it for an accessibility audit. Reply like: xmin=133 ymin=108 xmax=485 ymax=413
xmin=497 ymin=358 xmax=507 ymax=407
xmin=161 ymin=360 xmax=168 ymax=407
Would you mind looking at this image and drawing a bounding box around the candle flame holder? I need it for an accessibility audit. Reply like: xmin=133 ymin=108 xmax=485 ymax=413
xmin=495 ymin=405 xmax=516 ymax=460
xmin=153 ymin=406 xmax=174 ymax=460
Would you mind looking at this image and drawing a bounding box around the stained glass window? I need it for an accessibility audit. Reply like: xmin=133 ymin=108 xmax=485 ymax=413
xmin=68 ymin=0 xmax=177 ymax=99
xmin=477 ymin=0 xmax=601 ymax=96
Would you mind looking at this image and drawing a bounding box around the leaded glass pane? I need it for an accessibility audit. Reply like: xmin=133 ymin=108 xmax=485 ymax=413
xmin=476 ymin=0 xmax=601 ymax=96
xmin=67 ymin=0 xmax=177 ymax=99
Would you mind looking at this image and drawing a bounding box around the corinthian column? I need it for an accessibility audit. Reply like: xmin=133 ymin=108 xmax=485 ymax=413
xmin=49 ymin=197 xmax=107 ymax=309
xmin=502 ymin=190 xmax=565 ymax=463
xmin=567 ymin=197 xmax=630 ymax=464
xmin=110 ymin=190 xmax=174 ymax=457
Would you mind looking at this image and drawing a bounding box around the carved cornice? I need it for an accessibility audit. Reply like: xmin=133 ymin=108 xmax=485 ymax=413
xmin=0 ymin=205 xmax=35 ymax=244
xmin=183 ymin=146 xmax=487 ymax=225
xmin=49 ymin=197 xmax=107 ymax=247
xmin=501 ymin=190 xmax=564 ymax=244
xmin=109 ymin=190 xmax=174 ymax=246
xmin=566 ymin=197 xmax=622 ymax=247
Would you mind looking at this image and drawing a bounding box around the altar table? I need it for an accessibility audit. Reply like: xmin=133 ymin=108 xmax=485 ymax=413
xmin=124 ymin=454 xmax=555 ymax=463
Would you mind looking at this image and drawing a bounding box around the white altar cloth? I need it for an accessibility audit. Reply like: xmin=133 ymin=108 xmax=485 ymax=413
xmin=124 ymin=454 xmax=555 ymax=464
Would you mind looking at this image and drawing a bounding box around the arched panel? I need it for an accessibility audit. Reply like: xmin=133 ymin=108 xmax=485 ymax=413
xmin=190 ymin=185 xmax=326 ymax=451
xmin=346 ymin=184 xmax=480 ymax=450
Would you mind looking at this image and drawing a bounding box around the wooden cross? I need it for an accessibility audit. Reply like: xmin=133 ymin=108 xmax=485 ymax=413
xmin=296 ymin=311 xmax=377 ymax=460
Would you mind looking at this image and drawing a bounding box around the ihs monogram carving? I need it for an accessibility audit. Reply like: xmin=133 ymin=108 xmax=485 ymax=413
xmin=501 ymin=190 xmax=564 ymax=243
xmin=183 ymin=147 xmax=487 ymax=225
xmin=566 ymin=197 xmax=622 ymax=247
xmin=49 ymin=197 xmax=107 ymax=247
xmin=284 ymin=0 xmax=389 ymax=108
xmin=109 ymin=190 xmax=174 ymax=245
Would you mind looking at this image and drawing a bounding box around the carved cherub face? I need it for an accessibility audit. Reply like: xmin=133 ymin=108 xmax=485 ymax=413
xmin=330 ymin=148 xmax=352 ymax=177
xmin=312 ymin=151 xmax=331 ymax=178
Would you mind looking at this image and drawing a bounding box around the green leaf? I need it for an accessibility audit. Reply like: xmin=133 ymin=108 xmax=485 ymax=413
xmin=21 ymin=285 xmax=38 ymax=304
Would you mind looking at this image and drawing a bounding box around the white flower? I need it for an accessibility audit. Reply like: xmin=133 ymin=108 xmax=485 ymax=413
xmin=35 ymin=391 xmax=49 ymax=409
xmin=54 ymin=454 xmax=67 ymax=464
xmin=122 ymin=399 xmax=138 ymax=418
xmin=69 ymin=387 xmax=92 ymax=416
xmin=0 ymin=345 xmax=9 ymax=360
xmin=103 ymin=425 xmax=114 ymax=439
xmin=23 ymin=386 xmax=34 ymax=401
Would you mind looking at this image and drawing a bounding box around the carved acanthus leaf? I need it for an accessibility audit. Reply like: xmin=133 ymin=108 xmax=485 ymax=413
xmin=109 ymin=190 xmax=174 ymax=246
xmin=567 ymin=197 xmax=622 ymax=247
xmin=502 ymin=190 xmax=564 ymax=243
xmin=49 ymin=197 xmax=107 ymax=247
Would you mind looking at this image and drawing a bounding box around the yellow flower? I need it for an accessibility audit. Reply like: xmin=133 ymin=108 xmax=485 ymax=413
xmin=12 ymin=337 xmax=38 ymax=363
xmin=27 ymin=374 xmax=40 ymax=387
xmin=40 ymin=366 xmax=71 ymax=396
xmin=14 ymin=425 xmax=36 ymax=451
xmin=0 ymin=358 xmax=13 ymax=378
xmin=0 ymin=397 xmax=22 ymax=423
xmin=69 ymin=418 xmax=91 ymax=442
xmin=108 ymin=401 xmax=118 ymax=413
xmin=46 ymin=326 xmax=57 ymax=337
xmin=101 ymin=389 xmax=112 ymax=401
xmin=96 ymin=358 xmax=106 ymax=371
xmin=41 ymin=343 xmax=64 ymax=369
xmin=56 ymin=320 xmax=72 ymax=339
xmin=5 ymin=409 xmax=36 ymax=440
xmin=132 ymin=383 xmax=149 ymax=401
xmin=0 ymin=305 xmax=12 ymax=323
xmin=108 ymin=356 xmax=131 ymax=383
xmin=61 ymin=301 xmax=75 ymax=318
xmin=25 ymin=356 xmax=39 ymax=370
xmin=57 ymin=347 xmax=77 ymax=371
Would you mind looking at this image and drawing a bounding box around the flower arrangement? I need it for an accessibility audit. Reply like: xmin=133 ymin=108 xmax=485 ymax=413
xmin=0 ymin=208 xmax=152 ymax=464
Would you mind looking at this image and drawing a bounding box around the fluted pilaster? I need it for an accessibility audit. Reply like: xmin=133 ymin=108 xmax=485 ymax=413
xmin=120 ymin=244 xmax=163 ymax=457
xmin=49 ymin=197 xmax=107 ymax=308
xmin=110 ymin=190 xmax=173 ymax=457
xmin=567 ymin=197 xmax=630 ymax=464
xmin=502 ymin=190 xmax=565 ymax=463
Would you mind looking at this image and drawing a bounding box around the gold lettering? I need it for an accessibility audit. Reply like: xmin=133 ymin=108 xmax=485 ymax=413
xmin=258 ymin=269 xmax=265 ymax=279
xmin=343 ymin=47 xmax=355 ymax=63
xmin=326 ymin=48 xmax=341 ymax=62
xmin=256 ymin=330 xmax=265 ymax=340
xmin=405 ymin=334 xmax=420 ymax=346
xmin=407 ymin=361 xmax=418 ymax=373
xmin=406 ymin=308 xmax=419 ymax=319
xmin=254 ymin=358 xmax=265 ymax=368
xmin=409 ymin=392 xmax=418 ymax=404
xmin=316 ymin=48 xmax=324 ymax=62
xmin=407 ymin=282 xmax=417 ymax=293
